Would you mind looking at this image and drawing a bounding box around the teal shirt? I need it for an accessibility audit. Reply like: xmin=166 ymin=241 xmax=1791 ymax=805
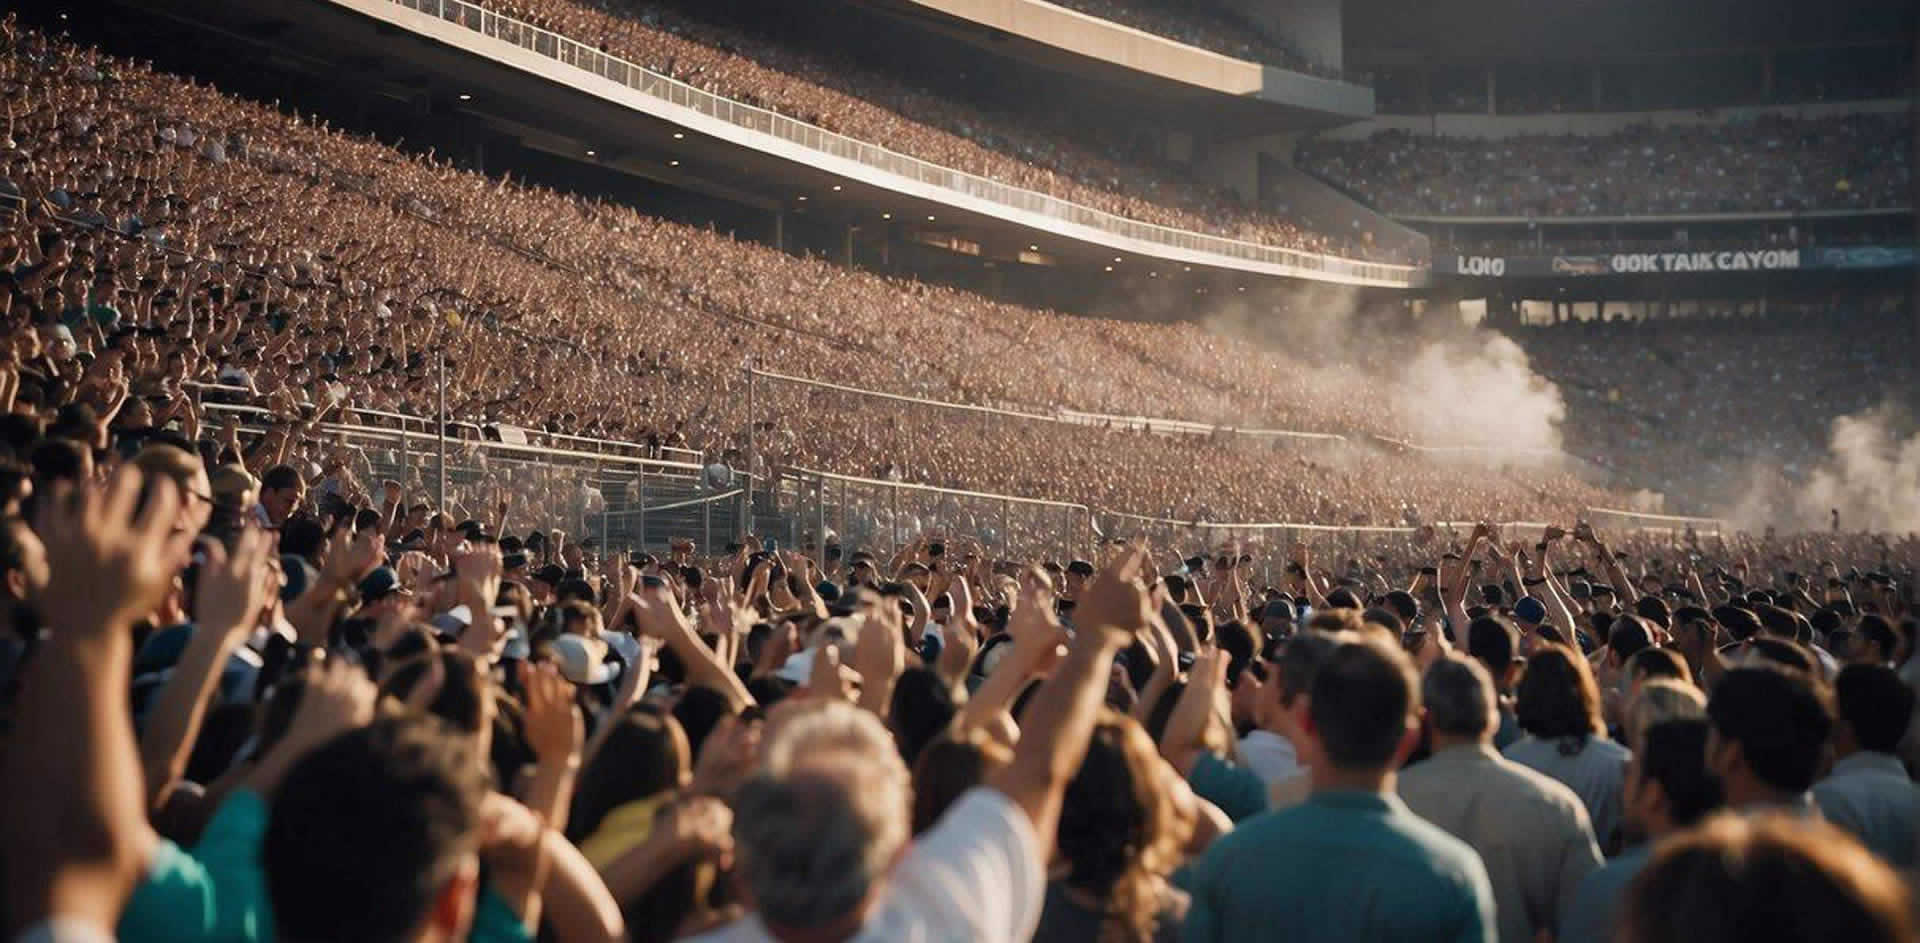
xmin=119 ymin=790 xmax=532 ymax=943
xmin=1558 ymin=843 xmax=1651 ymax=943
xmin=1189 ymin=752 xmax=1270 ymax=823
xmin=1182 ymin=790 xmax=1497 ymax=943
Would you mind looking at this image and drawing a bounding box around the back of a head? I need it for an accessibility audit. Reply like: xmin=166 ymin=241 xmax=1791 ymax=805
xmin=733 ymin=700 xmax=909 ymax=932
xmin=1627 ymin=646 xmax=1691 ymax=687
xmin=1610 ymin=614 xmax=1656 ymax=662
xmin=1465 ymin=615 xmax=1517 ymax=678
xmin=1422 ymin=655 xmax=1497 ymax=741
xmin=889 ymin=666 xmax=962 ymax=767
xmin=1626 ymin=679 xmax=1707 ymax=754
xmin=1637 ymin=718 xmax=1722 ymax=828
xmin=1707 ymin=665 xmax=1834 ymax=795
xmin=910 ymin=731 xmax=1010 ymax=836
xmin=1308 ymin=632 xmax=1419 ymax=773
xmin=1056 ymin=713 xmax=1180 ymax=906
xmin=1833 ymin=664 xmax=1915 ymax=754
xmin=1273 ymin=630 xmax=1340 ymax=706
xmin=1632 ymin=595 xmax=1671 ymax=632
xmin=1741 ymin=636 xmax=1819 ymax=674
xmin=1515 ymin=644 xmax=1604 ymax=740
xmin=1855 ymin=615 xmax=1897 ymax=663
xmin=1621 ymin=814 xmax=1911 ymax=943
xmin=132 ymin=442 xmax=204 ymax=494
xmin=261 ymin=462 xmax=302 ymax=493
xmin=568 ymin=707 xmax=691 ymax=843
xmin=265 ymin=716 xmax=486 ymax=943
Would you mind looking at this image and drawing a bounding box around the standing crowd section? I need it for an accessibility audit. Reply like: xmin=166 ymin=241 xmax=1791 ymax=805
xmin=1296 ymin=113 xmax=1913 ymax=218
xmin=4 ymin=16 xmax=1920 ymax=943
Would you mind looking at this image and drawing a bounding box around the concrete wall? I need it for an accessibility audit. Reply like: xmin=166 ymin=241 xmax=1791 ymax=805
xmin=1318 ymin=97 xmax=1910 ymax=141
xmin=1221 ymin=0 xmax=1342 ymax=75
xmin=897 ymin=0 xmax=1370 ymax=113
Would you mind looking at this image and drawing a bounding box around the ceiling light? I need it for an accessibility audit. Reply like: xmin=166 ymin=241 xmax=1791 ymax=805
xmin=926 ymin=215 xmax=936 ymax=221
xmin=831 ymin=185 xmax=842 ymax=191
xmin=1103 ymin=265 xmax=1113 ymax=272
xmin=672 ymin=132 xmax=684 ymax=139
xmin=585 ymin=149 xmax=596 ymax=156
xmin=1237 ymin=286 xmax=1246 ymax=292
xmin=797 ymin=195 xmax=807 ymax=201
xmin=1183 ymin=265 xmax=1192 ymax=272
xmin=1150 ymin=271 xmax=1158 ymax=278
xmin=1113 ymin=256 xmax=1122 ymax=263
xmin=882 ymin=213 xmax=892 ymax=219
xmin=458 ymin=93 xmax=472 ymax=101
xmin=668 ymin=159 xmax=680 ymax=166
xmin=1028 ymin=244 xmax=1038 ymax=251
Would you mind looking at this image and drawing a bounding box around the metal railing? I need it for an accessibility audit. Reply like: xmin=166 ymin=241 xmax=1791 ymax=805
xmin=199 ymin=400 xmax=741 ymax=549
xmin=1584 ymin=506 xmax=1727 ymax=536
xmin=776 ymin=467 xmax=1093 ymax=562
xmin=378 ymin=0 xmax=1421 ymax=285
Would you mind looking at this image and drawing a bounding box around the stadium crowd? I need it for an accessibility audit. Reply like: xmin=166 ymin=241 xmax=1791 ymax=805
xmin=3 ymin=446 xmax=1918 ymax=943
xmin=462 ymin=0 xmax=1388 ymax=258
xmin=1298 ymin=113 xmax=1914 ymax=217
xmin=6 ymin=17 xmax=1920 ymax=943
xmin=0 ymin=20 xmax=1611 ymax=528
xmin=1514 ymin=312 xmax=1913 ymax=516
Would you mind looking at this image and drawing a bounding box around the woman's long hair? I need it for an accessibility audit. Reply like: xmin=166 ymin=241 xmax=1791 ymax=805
xmin=1055 ymin=711 xmax=1187 ymax=943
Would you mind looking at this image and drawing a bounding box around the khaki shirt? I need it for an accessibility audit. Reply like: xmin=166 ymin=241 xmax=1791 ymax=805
xmin=1399 ymin=744 xmax=1605 ymax=943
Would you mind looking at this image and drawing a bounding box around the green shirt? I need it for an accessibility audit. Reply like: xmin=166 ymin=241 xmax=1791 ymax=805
xmin=119 ymin=790 xmax=531 ymax=943
xmin=1182 ymin=789 xmax=1497 ymax=943
xmin=1189 ymin=752 xmax=1270 ymax=823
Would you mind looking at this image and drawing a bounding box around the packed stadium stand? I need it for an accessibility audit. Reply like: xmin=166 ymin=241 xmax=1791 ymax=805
xmin=1296 ymin=113 xmax=1913 ymax=218
xmin=0 ymin=18 xmax=1618 ymax=526
xmin=434 ymin=0 xmax=1385 ymax=259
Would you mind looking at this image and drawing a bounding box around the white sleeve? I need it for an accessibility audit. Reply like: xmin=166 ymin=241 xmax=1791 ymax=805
xmin=887 ymin=787 xmax=1045 ymax=942
xmin=12 ymin=918 xmax=118 ymax=943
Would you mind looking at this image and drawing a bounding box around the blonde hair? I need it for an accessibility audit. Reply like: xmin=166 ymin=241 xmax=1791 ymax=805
xmin=1626 ymin=679 xmax=1706 ymax=754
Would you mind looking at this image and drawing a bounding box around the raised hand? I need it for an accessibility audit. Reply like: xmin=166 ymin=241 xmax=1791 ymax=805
xmin=521 ymin=662 xmax=583 ymax=769
xmin=194 ymin=525 xmax=274 ymax=636
xmin=36 ymin=466 xmax=193 ymax=633
xmin=1072 ymin=544 xmax=1153 ymax=644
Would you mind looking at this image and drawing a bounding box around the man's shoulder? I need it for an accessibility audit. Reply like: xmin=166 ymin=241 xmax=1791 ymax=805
xmin=1486 ymin=753 xmax=1599 ymax=819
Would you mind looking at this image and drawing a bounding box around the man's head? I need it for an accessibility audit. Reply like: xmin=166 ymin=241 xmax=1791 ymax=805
xmin=1261 ymin=630 xmax=1338 ymax=736
xmin=259 ymin=463 xmax=305 ymax=525
xmin=1422 ymin=655 xmax=1497 ymax=746
xmin=1465 ymin=615 xmax=1519 ymax=690
xmin=0 ymin=516 xmax=49 ymax=610
xmin=1706 ymin=665 xmax=1834 ymax=804
xmin=1607 ymin=614 xmax=1656 ymax=668
xmin=1831 ymin=664 xmax=1914 ymax=757
xmin=264 ymin=716 xmax=488 ymax=943
xmin=1622 ymin=718 xmax=1721 ymax=837
xmin=731 ymin=700 xmax=912 ymax=936
xmin=1852 ymin=615 xmax=1897 ymax=665
xmin=1300 ymin=632 xmax=1420 ymax=776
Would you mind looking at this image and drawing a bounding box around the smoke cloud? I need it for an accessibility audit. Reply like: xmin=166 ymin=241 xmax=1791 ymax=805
xmin=1726 ymin=404 xmax=1920 ymax=533
xmin=1798 ymin=407 xmax=1920 ymax=533
xmin=1196 ymin=286 xmax=1567 ymax=461
xmin=1391 ymin=334 xmax=1566 ymax=455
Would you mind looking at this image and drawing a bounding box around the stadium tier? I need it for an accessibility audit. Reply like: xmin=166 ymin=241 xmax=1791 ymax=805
xmin=1297 ymin=113 xmax=1913 ymax=219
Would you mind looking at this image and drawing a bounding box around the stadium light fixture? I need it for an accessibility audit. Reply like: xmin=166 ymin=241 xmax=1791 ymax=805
xmin=1150 ymin=271 xmax=1158 ymax=278
xmin=458 ymin=93 xmax=472 ymax=101
xmin=926 ymin=215 xmax=936 ymax=221
xmin=797 ymin=195 xmax=808 ymax=201
xmin=882 ymin=213 xmax=892 ymax=219
xmin=668 ymin=159 xmax=680 ymax=166
xmin=1028 ymin=244 xmax=1038 ymax=251
xmin=673 ymin=132 xmax=685 ymax=139
xmin=585 ymin=149 xmax=596 ymax=157
xmin=1103 ymin=265 xmax=1113 ymax=272
xmin=1113 ymin=256 xmax=1122 ymax=263
xmin=831 ymin=185 xmax=842 ymax=191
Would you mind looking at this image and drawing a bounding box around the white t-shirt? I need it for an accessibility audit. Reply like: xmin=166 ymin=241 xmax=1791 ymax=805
xmin=687 ymin=787 xmax=1043 ymax=943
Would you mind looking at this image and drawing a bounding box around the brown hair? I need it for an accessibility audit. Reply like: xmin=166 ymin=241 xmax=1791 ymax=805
xmin=909 ymin=729 xmax=1010 ymax=837
xmin=1055 ymin=711 xmax=1189 ymax=943
xmin=1622 ymin=814 xmax=1911 ymax=943
xmin=1515 ymin=644 xmax=1606 ymax=740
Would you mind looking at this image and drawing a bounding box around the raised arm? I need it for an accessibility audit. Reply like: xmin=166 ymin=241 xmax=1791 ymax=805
xmin=986 ymin=546 xmax=1150 ymax=844
xmin=139 ymin=526 xmax=273 ymax=811
xmin=3 ymin=468 xmax=192 ymax=935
